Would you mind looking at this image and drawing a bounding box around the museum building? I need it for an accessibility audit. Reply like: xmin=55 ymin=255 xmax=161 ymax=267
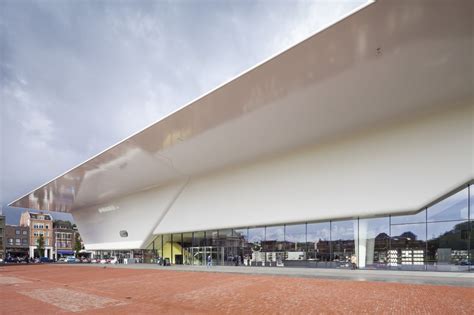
xmin=9 ymin=0 xmax=474 ymax=271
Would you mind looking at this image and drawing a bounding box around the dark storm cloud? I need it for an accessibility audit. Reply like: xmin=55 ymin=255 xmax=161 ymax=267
xmin=0 ymin=0 xmax=365 ymax=208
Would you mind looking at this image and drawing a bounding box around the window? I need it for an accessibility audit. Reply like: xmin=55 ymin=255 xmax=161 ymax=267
xmin=390 ymin=211 xmax=426 ymax=270
xmin=284 ymin=223 xmax=306 ymax=265
xmin=171 ymin=233 xmax=182 ymax=265
xmin=15 ymin=238 xmax=21 ymax=245
xmin=358 ymin=217 xmax=390 ymax=269
xmin=15 ymin=230 xmax=20 ymax=235
xmin=45 ymin=225 xmax=49 ymax=229
xmin=331 ymin=219 xmax=357 ymax=266
xmin=307 ymin=222 xmax=330 ymax=264
xmin=427 ymin=221 xmax=469 ymax=270
xmin=263 ymin=225 xmax=285 ymax=267
xmin=427 ymin=188 xmax=468 ymax=222
xmin=22 ymin=230 xmax=27 ymax=235
xmin=248 ymin=227 xmax=265 ymax=266
xmin=8 ymin=238 xmax=13 ymax=245
xmin=22 ymin=239 xmax=28 ymax=245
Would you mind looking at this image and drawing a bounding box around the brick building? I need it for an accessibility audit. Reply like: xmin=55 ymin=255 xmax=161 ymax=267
xmin=20 ymin=211 xmax=54 ymax=259
xmin=5 ymin=225 xmax=29 ymax=258
xmin=0 ymin=215 xmax=5 ymax=261
xmin=53 ymin=220 xmax=76 ymax=258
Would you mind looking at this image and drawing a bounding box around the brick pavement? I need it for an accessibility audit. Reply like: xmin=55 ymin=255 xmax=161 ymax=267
xmin=1 ymin=264 xmax=473 ymax=314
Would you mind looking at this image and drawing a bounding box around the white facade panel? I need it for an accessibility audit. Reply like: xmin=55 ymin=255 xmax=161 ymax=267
xmin=155 ymin=103 xmax=473 ymax=234
xmin=72 ymin=180 xmax=187 ymax=250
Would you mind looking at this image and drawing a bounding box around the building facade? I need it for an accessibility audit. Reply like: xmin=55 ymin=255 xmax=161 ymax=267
xmin=53 ymin=220 xmax=77 ymax=258
xmin=20 ymin=211 xmax=54 ymax=259
xmin=0 ymin=215 xmax=5 ymax=261
xmin=5 ymin=225 xmax=29 ymax=258
xmin=7 ymin=0 xmax=474 ymax=272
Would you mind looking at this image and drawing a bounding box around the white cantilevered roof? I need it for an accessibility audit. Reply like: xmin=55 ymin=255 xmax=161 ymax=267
xmin=10 ymin=0 xmax=474 ymax=212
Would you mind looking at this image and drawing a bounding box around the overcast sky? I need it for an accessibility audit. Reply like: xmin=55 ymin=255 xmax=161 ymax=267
xmin=0 ymin=0 xmax=365 ymax=210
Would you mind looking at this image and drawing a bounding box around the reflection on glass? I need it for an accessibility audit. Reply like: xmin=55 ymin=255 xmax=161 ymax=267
xmin=427 ymin=221 xmax=469 ymax=271
xmin=182 ymin=232 xmax=193 ymax=265
xmin=331 ymin=220 xmax=356 ymax=266
xmin=171 ymin=233 xmax=182 ymax=264
xmin=307 ymin=222 xmax=330 ymax=263
xmin=162 ymin=234 xmax=172 ymax=263
xmin=147 ymin=235 xmax=162 ymax=261
xmin=427 ymin=188 xmax=468 ymax=222
xmin=391 ymin=209 xmax=426 ymax=224
xmin=390 ymin=223 xmax=426 ymax=270
xmin=234 ymin=228 xmax=250 ymax=266
xmin=358 ymin=217 xmax=389 ymax=268
xmin=470 ymin=185 xmax=473 ymax=220
xmin=263 ymin=226 xmax=285 ymax=267
xmin=248 ymin=227 xmax=265 ymax=266
xmin=192 ymin=231 xmax=205 ymax=265
xmin=285 ymin=224 xmax=306 ymax=265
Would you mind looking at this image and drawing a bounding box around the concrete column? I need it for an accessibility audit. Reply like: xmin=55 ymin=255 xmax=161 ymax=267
xmin=29 ymin=246 xmax=35 ymax=258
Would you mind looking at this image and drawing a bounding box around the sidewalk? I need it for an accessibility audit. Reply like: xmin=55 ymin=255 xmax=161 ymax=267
xmin=68 ymin=263 xmax=474 ymax=287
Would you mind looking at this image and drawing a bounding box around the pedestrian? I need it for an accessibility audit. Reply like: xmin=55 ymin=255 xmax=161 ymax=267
xmin=350 ymin=254 xmax=358 ymax=270
xmin=207 ymin=254 xmax=212 ymax=268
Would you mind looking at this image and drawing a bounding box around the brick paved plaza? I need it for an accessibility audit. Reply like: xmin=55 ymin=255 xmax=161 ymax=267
xmin=1 ymin=264 xmax=473 ymax=314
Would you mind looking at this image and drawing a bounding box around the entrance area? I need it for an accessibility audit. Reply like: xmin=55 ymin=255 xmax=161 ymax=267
xmin=146 ymin=184 xmax=474 ymax=271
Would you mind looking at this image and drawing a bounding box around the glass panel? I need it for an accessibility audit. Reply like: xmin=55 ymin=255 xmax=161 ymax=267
xmin=391 ymin=209 xmax=426 ymax=224
xmin=427 ymin=188 xmax=468 ymax=222
xmin=284 ymin=223 xmax=306 ymax=266
xmin=427 ymin=221 xmax=469 ymax=271
xmin=171 ymin=233 xmax=182 ymax=264
xmin=248 ymin=227 xmax=265 ymax=266
xmin=219 ymin=229 xmax=234 ymax=266
xmin=205 ymin=231 xmax=219 ymax=266
xmin=192 ymin=231 xmax=205 ymax=265
xmin=331 ymin=220 xmax=356 ymax=268
xmin=358 ymin=217 xmax=389 ymax=269
xmin=390 ymin=223 xmax=426 ymax=270
xmin=470 ymin=185 xmax=473 ymax=220
xmin=307 ymin=222 xmax=330 ymax=266
xmin=162 ymin=234 xmax=172 ymax=264
xmin=182 ymin=232 xmax=193 ymax=265
xmin=234 ymin=228 xmax=250 ymax=266
xmin=263 ymin=225 xmax=285 ymax=267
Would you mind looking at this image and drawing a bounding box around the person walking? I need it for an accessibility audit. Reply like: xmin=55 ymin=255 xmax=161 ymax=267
xmin=207 ymin=254 xmax=212 ymax=268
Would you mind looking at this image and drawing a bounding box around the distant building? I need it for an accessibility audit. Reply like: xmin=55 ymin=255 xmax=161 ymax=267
xmin=53 ymin=220 xmax=77 ymax=259
xmin=20 ymin=211 xmax=54 ymax=259
xmin=5 ymin=225 xmax=29 ymax=258
xmin=0 ymin=215 xmax=5 ymax=260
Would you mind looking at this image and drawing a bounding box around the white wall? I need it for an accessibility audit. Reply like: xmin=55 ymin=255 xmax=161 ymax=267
xmin=155 ymin=103 xmax=473 ymax=234
xmin=72 ymin=179 xmax=186 ymax=250
xmin=73 ymin=103 xmax=473 ymax=248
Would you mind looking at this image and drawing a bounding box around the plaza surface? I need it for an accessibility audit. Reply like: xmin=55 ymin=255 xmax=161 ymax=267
xmin=1 ymin=264 xmax=473 ymax=314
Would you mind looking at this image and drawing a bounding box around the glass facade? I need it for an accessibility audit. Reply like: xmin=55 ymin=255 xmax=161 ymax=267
xmin=148 ymin=184 xmax=473 ymax=271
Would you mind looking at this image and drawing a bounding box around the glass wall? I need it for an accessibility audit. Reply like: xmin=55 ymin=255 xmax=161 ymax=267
xmin=263 ymin=225 xmax=285 ymax=267
xmin=284 ymin=223 xmax=306 ymax=267
xmin=149 ymin=183 xmax=473 ymax=271
xmin=248 ymin=227 xmax=265 ymax=266
xmin=331 ymin=220 xmax=356 ymax=268
xmin=426 ymin=187 xmax=469 ymax=271
xmin=390 ymin=210 xmax=426 ymax=271
xmin=307 ymin=222 xmax=331 ymax=267
xmin=358 ymin=217 xmax=390 ymax=269
xmin=182 ymin=232 xmax=193 ymax=265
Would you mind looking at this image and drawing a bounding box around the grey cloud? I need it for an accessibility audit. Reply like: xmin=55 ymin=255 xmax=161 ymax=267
xmin=0 ymin=0 xmax=365 ymax=207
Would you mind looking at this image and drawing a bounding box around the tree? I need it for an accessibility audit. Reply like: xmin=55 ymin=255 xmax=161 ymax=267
xmin=74 ymin=233 xmax=82 ymax=257
xmin=37 ymin=235 xmax=45 ymax=257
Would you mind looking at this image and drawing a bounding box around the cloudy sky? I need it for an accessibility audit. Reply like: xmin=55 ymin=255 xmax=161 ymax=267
xmin=0 ymin=0 xmax=365 ymax=213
